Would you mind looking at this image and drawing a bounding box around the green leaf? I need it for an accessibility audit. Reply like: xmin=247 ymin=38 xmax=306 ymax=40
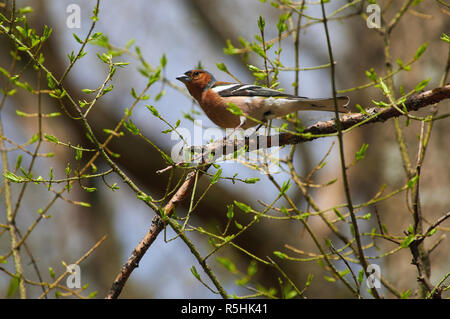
xmin=155 ymin=90 xmax=165 ymax=101
xmin=223 ymin=39 xmax=240 ymax=55
xmin=247 ymin=260 xmax=257 ymax=276
xmin=146 ymin=105 xmax=159 ymax=117
xmin=124 ymin=119 xmax=140 ymax=135
xmin=333 ymin=208 xmax=345 ymax=221
xmin=279 ymin=180 xmax=291 ymax=195
xmin=379 ymin=78 xmax=390 ymax=95
xmin=124 ymin=108 xmax=132 ymax=117
xmin=101 ymin=84 xmax=114 ymax=96
xmin=7 ymin=88 xmax=17 ymax=96
xmin=358 ymin=269 xmax=365 ymax=284
xmin=441 ymin=33 xmax=450 ymax=43
xmin=148 ymin=68 xmax=161 ymax=85
xmin=44 ymin=134 xmax=59 ymax=144
xmin=372 ymin=99 xmax=390 ymax=107
xmin=426 ymin=228 xmax=437 ymax=237
xmin=46 ymin=72 xmax=56 ymax=89
xmin=88 ymin=291 xmax=98 ymax=298
xmin=365 ymin=68 xmax=377 ymax=82
xmin=75 ymin=146 xmax=82 ymax=160
xmin=414 ymin=43 xmax=428 ymax=60
xmin=235 ymin=276 xmax=250 ymax=286
xmin=276 ymin=13 xmax=289 ymax=33
xmin=234 ymin=220 xmax=243 ymax=230
xmin=29 ymin=134 xmax=40 ymax=144
xmin=0 ymin=13 xmax=8 ymax=23
xmin=19 ymin=6 xmax=34 ymax=14
xmin=78 ymin=201 xmax=91 ymax=208
xmin=190 ymin=266 xmax=201 ymax=280
xmin=211 ymin=168 xmax=222 ymax=184
xmin=66 ymin=50 xmax=75 ymax=63
xmin=355 ymin=143 xmax=369 ymax=161
xmin=0 ymin=66 xmax=10 ymax=77
xmin=226 ymin=204 xmax=234 ymax=219
xmin=15 ymin=154 xmax=23 ymax=170
xmin=285 ymin=288 xmax=297 ymax=299
xmin=3 ymin=171 xmax=24 ymax=183
xmin=216 ymin=62 xmax=228 ymax=73
xmin=160 ymin=53 xmax=167 ymax=68
xmin=137 ymin=192 xmax=153 ymax=203
xmin=407 ymin=175 xmax=419 ymax=188
xmin=216 ymin=257 xmax=237 ymax=274
xmin=72 ymin=33 xmax=83 ymax=44
xmin=355 ymin=104 xmax=368 ymax=115
xmin=48 ymin=267 xmax=56 ymax=279
xmin=234 ymin=200 xmax=252 ymax=213
xmin=130 ymin=87 xmax=138 ymax=99
xmin=65 ymin=162 xmax=71 ymax=176
xmin=257 ymin=16 xmax=265 ymax=31
xmin=400 ymin=234 xmax=415 ymax=248
xmin=247 ymin=64 xmax=260 ymax=72
xmin=407 ymin=224 xmax=414 ymax=233
xmin=324 ymin=276 xmax=336 ymax=283
xmin=121 ymin=38 xmax=135 ymax=50
xmin=15 ymin=25 xmax=27 ymax=38
xmin=305 ymin=273 xmax=314 ymax=287
xmin=273 ymin=251 xmax=288 ymax=259
xmin=244 ymin=177 xmax=260 ymax=184
xmin=338 ymin=269 xmax=350 ymax=277
xmin=400 ymin=289 xmax=412 ymax=299
xmin=226 ymin=102 xmax=243 ymax=116
xmin=15 ymin=110 xmax=28 ymax=117
xmin=414 ymin=78 xmax=430 ymax=92
xmin=7 ymin=276 xmax=19 ymax=297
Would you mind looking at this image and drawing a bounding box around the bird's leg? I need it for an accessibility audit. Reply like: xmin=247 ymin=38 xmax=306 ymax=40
xmin=224 ymin=116 xmax=246 ymax=142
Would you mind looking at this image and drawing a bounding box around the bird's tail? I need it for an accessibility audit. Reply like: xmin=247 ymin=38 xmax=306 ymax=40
xmin=263 ymin=96 xmax=350 ymax=120
xmin=292 ymin=96 xmax=350 ymax=113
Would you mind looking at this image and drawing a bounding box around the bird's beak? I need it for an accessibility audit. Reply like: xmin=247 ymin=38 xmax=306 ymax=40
xmin=176 ymin=74 xmax=190 ymax=84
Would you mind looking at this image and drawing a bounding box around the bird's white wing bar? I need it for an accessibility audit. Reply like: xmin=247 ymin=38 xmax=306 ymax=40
xmin=211 ymin=84 xmax=243 ymax=94
xmin=214 ymin=84 xmax=301 ymax=98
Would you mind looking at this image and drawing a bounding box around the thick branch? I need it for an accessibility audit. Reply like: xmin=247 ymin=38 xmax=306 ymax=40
xmin=105 ymin=167 xmax=213 ymax=299
xmin=203 ymin=85 xmax=450 ymax=157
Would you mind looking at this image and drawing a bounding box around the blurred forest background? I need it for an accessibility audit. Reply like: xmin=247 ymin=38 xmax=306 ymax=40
xmin=0 ymin=0 xmax=449 ymax=298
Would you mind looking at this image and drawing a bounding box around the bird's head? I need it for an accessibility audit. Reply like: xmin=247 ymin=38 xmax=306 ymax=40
xmin=176 ymin=69 xmax=216 ymax=101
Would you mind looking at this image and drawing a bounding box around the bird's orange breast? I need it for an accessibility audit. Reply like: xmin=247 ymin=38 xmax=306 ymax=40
xmin=199 ymin=90 xmax=242 ymax=129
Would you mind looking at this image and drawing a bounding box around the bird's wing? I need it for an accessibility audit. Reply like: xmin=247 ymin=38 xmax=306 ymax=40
xmin=212 ymin=83 xmax=302 ymax=99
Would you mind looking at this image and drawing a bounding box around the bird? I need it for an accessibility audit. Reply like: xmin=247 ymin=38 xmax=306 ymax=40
xmin=176 ymin=69 xmax=350 ymax=130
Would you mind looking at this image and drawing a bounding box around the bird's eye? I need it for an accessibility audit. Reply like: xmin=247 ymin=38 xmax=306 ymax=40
xmin=193 ymin=71 xmax=199 ymax=77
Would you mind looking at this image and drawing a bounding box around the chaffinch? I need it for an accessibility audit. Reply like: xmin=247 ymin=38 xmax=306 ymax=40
xmin=176 ymin=69 xmax=350 ymax=130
